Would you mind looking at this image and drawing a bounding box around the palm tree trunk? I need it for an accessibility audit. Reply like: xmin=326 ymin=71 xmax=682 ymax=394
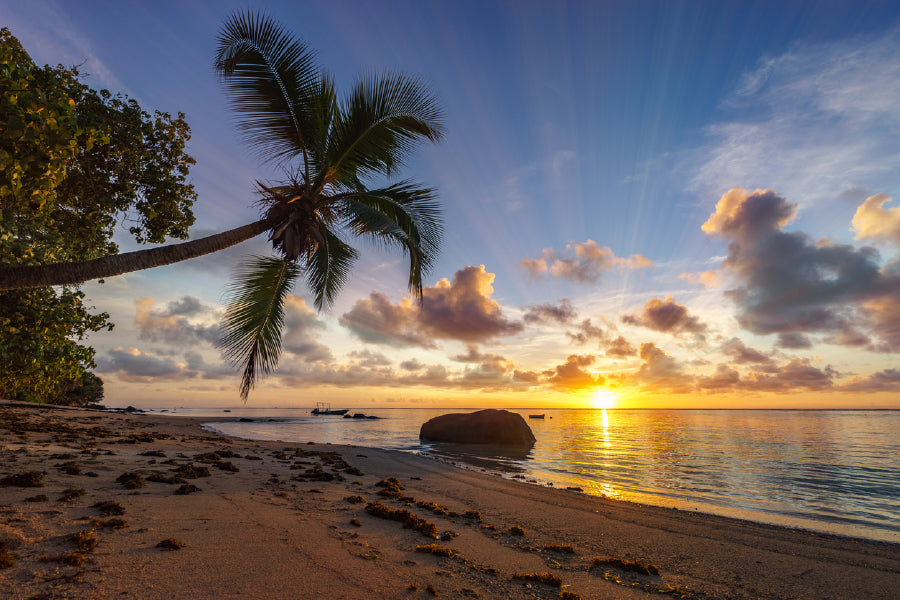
xmin=0 ymin=217 xmax=276 ymax=290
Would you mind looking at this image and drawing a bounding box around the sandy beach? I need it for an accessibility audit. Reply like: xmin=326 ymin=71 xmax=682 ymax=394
xmin=0 ymin=403 xmax=897 ymax=600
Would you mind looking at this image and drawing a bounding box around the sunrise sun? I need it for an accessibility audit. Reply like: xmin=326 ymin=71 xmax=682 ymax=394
xmin=590 ymin=389 xmax=618 ymax=410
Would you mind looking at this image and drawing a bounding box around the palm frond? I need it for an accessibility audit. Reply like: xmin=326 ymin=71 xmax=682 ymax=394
xmin=217 ymin=256 xmax=301 ymax=400
xmin=340 ymin=181 xmax=442 ymax=297
xmin=305 ymin=225 xmax=359 ymax=311
xmin=321 ymin=72 xmax=445 ymax=187
xmin=215 ymin=11 xmax=326 ymax=169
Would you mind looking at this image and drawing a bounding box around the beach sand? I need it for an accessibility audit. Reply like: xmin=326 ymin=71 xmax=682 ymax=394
xmin=0 ymin=403 xmax=897 ymax=600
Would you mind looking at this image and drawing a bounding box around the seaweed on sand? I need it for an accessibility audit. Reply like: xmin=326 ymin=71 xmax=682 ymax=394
xmin=0 ymin=541 xmax=16 ymax=569
xmin=0 ymin=471 xmax=44 ymax=487
xmin=542 ymin=544 xmax=575 ymax=554
xmin=147 ymin=472 xmax=186 ymax=484
xmin=69 ymin=530 xmax=97 ymax=553
xmin=39 ymin=552 xmax=88 ymax=566
xmin=172 ymin=463 xmax=210 ymax=478
xmin=57 ymin=487 xmax=85 ymax=502
xmin=93 ymin=518 xmax=128 ymax=529
xmin=591 ymin=556 xmax=659 ymax=576
xmin=92 ymin=500 xmax=125 ymax=516
xmin=512 ymin=572 xmax=562 ymax=587
xmin=374 ymin=477 xmax=404 ymax=498
xmin=174 ymin=484 xmax=201 ymax=495
xmin=116 ymin=472 xmax=145 ymax=489
xmin=364 ymin=501 xmax=438 ymax=539
xmin=156 ymin=538 xmax=183 ymax=550
xmin=415 ymin=544 xmax=458 ymax=558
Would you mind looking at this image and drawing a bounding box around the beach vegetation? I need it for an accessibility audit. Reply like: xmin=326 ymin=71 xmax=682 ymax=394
xmin=0 ymin=470 xmax=44 ymax=487
xmin=116 ymin=472 xmax=145 ymax=489
xmin=559 ymin=591 xmax=582 ymax=600
xmin=349 ymin=518 xmax=362 ymax=527
xmin=512 ymin=572 xmax=562 ymax=587
xmin=591 ymin=556 xmax=660 ymax=576
xmin=0 ymin=29 xmax=195 ymax=403
xmin=91 ymin=500 xmax=124 ymax=515
xmin=507 ymin=525 xmax=526 ymax=536
xmin=344 ymin=495 xmax=366 ymax=504
xmin=463 ymin=510 xmax=482 ymax=522
xmin=25 ymin=494 xmax=49 ymax=502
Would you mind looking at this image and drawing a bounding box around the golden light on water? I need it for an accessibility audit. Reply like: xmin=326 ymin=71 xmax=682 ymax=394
xmin=590 ymin=389 xmax=618 ymax=410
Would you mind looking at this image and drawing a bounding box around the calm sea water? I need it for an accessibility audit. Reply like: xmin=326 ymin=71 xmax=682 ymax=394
xmin=154 ymin=407 xmax=900 ymax=543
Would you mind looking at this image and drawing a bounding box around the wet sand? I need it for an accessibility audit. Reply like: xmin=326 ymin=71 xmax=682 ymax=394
xmin=0 ymin=402 xmax=897 ymax=599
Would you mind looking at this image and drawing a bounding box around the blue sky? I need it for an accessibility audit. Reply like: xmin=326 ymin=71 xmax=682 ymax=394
xmin=5 ymin=1 xmax=900 ymax=408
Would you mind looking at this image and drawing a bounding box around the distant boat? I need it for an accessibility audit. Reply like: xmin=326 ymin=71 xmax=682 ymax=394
xmin=528 ymin=414 xmax=545 ymax=419
xmin=311 ymin=402 xmax=349 ymax=416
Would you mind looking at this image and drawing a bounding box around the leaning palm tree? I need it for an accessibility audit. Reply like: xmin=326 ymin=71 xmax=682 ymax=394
xmin=1 ymin=12 xmax=445 ymax=399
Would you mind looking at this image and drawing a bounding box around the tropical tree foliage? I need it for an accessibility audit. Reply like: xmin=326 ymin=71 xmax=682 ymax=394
xmin=0 ymin=28 xmax=196 ymax=402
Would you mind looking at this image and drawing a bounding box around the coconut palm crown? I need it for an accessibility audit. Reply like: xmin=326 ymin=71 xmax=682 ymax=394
xmin=213 ymin=12 xmax=444 ymax=399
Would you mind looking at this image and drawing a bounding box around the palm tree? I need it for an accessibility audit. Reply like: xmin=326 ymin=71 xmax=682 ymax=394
xmin=1 ymin=12 xmax=445 ymax=399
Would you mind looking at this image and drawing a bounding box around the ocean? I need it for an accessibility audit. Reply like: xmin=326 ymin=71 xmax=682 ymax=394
xmin=154 ymin=407 xmax=900 ymax=543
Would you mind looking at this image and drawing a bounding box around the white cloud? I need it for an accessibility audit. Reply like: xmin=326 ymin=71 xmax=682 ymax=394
xmin=691 ymin=30 xmax=900 ymax=210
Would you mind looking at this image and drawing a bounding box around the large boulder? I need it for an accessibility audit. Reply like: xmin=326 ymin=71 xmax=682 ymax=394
xmin=419 ymin=409 xmax=535 ymax=448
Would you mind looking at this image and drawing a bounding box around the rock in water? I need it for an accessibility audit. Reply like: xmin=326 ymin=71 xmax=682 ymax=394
xmin=419 ymin=409 xmax=536 ymax=447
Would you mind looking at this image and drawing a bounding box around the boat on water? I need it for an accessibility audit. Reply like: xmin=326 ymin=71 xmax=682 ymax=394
xmin=528 ymin=414 xmax=545 ymax=419
xmin=311 ymin=402 xmax=349 ymax=416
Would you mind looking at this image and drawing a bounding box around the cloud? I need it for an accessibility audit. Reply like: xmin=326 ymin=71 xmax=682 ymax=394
xmin=519 ymin=240 xmax=652 ymax=283
xmin=97 ymin=347 xmax=197 ymax=382
xmin=281 ymin=296 xmax=333 ymax=363
xmin=340 ymin=265 xmax=523 ymax=346
xmin=542 ymin=354 xmax=603 ymax=391
xmin=720 ymin=337 xmax=776 ymax=370
xmin=702 ymin=188 xmax=900 ymax=351
xmin=630 ymin=343 xmax=694 ymax=393
xmin=697 ymin=364 xmax=741 ymax=391
xmin=679 ymin=271 xmax=719 ymax=288
xmin=691 ymin=30 xmax=900 ymax=207
xmin=839 ymin=369 xmax=900 ymax=392
xmin=777 ymin=332 xmax=812 ymax=349
xmin=339 ymin=292 xmax=432 ymax=348
xmin=134 ymin=297 xmax=221 ymax=345
xmin=852 ymin=193 xmax=900 ymax=245
xmin=622 ymin=296 xmax=708 ymax=337
xmin=740 ymin=358 xmax=836 ymax=392
xmin=349 ymin=349 xmax=393 ymax=368
xmin=566 ymin=318 xmax=608 ymax=346
xmin=605 ymin=335 xmax=637 ymax=359
xmin=523 ymin=298 xmax=578 ymax=324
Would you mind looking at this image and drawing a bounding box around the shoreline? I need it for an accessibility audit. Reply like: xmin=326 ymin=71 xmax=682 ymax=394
xmin=1 ymin=403 xmax=898 ymax=599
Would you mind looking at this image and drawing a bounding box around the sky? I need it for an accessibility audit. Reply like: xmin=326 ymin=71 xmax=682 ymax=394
xmin=4 ymin=0 xmax=900 ymax=409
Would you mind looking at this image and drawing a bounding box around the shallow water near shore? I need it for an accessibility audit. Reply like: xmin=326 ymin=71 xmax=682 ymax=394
xmin=155 ymin=407 xmax=899 ymax=543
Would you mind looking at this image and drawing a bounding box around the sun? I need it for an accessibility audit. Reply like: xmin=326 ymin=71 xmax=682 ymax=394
xmin=590 ymin=389 xmax=618 ymax=410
